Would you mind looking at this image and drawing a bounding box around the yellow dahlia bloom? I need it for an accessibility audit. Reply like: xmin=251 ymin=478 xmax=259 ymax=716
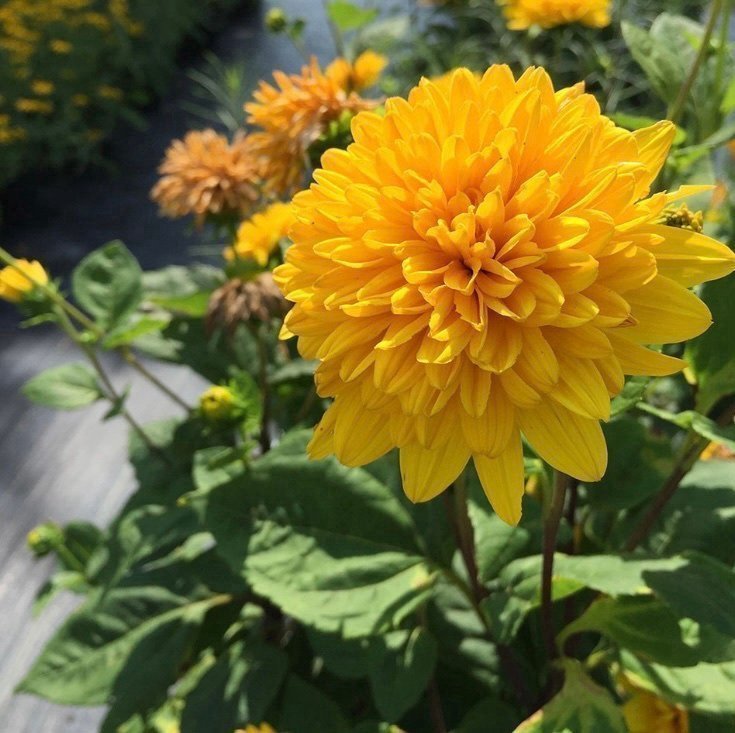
xmin=225 ymin=202 xmax=295 ymax=266
xmin=498 ymin=0 xmax=611 ymax=30
xmin=0 ymin=259 xmax=48 ymax=303
xmin=246 ymin=58 xmax=377 ymax=194
xmin=151 ymin=130 xmax=259 ymax=222
xmin=623 ymin=690 xmax=689 ymax=733
xmin=275 ymin=66 xmax=735 ymax=523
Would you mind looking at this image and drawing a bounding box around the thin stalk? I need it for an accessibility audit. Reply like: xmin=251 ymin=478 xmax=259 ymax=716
xmin=625 ymin=400 xmax=735 ymax=551
xmin=667 ymin=0 xmax=724 ymax=126
xmin=714 ymin=0 xmax=734 ymax=97
xmin=253 ymin=326 xmax=272 ymax=453
xmin=320 ymin=0 xmax=345 ymax=57
xmin=427 ymin=676 xmax=448 ymax=733
xmin=121 ymin=347 xmax=191 ymax=412
xmin=541 ymin=471 xmax=568 ymax=661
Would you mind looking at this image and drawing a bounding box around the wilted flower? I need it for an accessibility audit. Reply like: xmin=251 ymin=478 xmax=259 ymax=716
xmin=623 ymin=690 xmax=689 ymax=733
xmin=199 ymin=385 xmax=237 ymax=421
xmin=224 ymin=202 xmax=295 ymax=266
xmin=498 ymin=0 xmax=611 ymax=30
xmin=275 ymin=66 xmax=735 ymax=522
xmin=206 ymin=273 xmax=288 ymax=335
xmin=246 ymin=58 xmax=377 ymax=194
xmin=151 ymin=130 xmax=260 ymax=223
xmin=0 ymin=259 xmax=48 ymax=302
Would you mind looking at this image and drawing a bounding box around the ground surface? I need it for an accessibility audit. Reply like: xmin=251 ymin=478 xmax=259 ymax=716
xmin=0 ymin=1 xmax=332 ymax=729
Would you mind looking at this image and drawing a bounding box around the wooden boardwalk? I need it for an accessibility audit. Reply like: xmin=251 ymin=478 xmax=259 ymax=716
xmin=0 ymin=1 xmax=333 ymax=729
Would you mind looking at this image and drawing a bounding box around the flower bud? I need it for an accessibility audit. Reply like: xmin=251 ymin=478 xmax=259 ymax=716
xmin=265 ymin=8 xmax=288 ymax=33
xmin=27 ymin=522 xmax=64 ymax=556
xmin=199 ymin=385 xmax=237 ymax=421
xmin=0 ymin=259 xmax=49 ymax=303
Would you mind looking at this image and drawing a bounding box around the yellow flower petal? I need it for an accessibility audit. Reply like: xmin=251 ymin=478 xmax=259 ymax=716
xmin=520 ymin=400 xmax=607 ymax=482
xmin=400 ymin=441 xmax=470 ymax=503
xmin=607 ymin=332 xmax=686 ymax=376
xmin=474 ymin=433 xmax=525 ymax=525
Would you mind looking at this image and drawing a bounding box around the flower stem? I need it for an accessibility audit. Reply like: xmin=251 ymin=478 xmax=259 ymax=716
xmin=541 ymin=470 xmax=568 ymax=661
xmin=120 ymin=347 xmax=191 ymax=412
xmin=667 ymin=0 xmax=724 ymax=126
xmin=625 ymin=399 xmax=735 ymax=551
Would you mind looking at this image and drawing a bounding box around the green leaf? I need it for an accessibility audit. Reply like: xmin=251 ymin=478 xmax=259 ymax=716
xmin=457 ymin=697 xmax=521 ymax=732
xmin=367 ymin=628 xmax=437 ymax=722
xmin=586 ymin=417 xmax=674 ymax=511
xmin=686 ymin=277 xmax=735 ymax=413
xmin=268 ymin=358 xmax=318 ymax=386
xmin=33 ymin=571 xmax=90 ymax=616
xmin=326 ymin=0 xmax=378 ymax=32
xmin=22 ymin=363 xmax=103 ymax=409
xmin=181 ymin=639 xmax=287 ymax=733
xmin=620 ymin=649 xmax=735 ymax=714
xmin=142 ymin=264 xmax=225 ymax=317
xmin=101 ymin=314 xmax=170 ymax=348
xmin=196 ymin=430 xmax=435 ymax=637
xmin=192 ymin=447 xmax=248 ymax=494
xmin=559 ymin=596 xmax=735 ymax=667
xmin=515 ymin=660 xmax=626 ymax=732
xmin=638 ymin=403 xmax=735 ymax=452
xmin=18 ymin=584 xmax=225 ymax=705
xmin=610 ymin=377 xmax=649 ymax=417
xmin=72 ymin=241 xmax=143 ymax=329
xmin=276 ymin=676 xmax=350 ymax=733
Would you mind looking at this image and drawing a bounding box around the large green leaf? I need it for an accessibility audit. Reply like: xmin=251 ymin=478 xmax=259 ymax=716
xmin=196 ymin=430 xmax=434 ymax=637
xmin=142 ymin=264 xmax=224 ymax=317
xmin=620 ymin=650 xmax=735 ymax=714
xmin=276 ymin=676 xmax=350 ymax=733
xmin=18 ymin=582 xmax=225 ymax=706
xmin=367 ymin=628 xmax=437 ymax=722
xmin=181 ymin=639 xmax=287 ymax=733
xmin=686 ymin=277 xmax=735 ymax=413
xmin=585 ymin=418 xmax=673 ymax=511
xmin=559 ymin=596 xmax=735 ymax=667
xmin=22 ymin=363 xmax=103 ymax=410
xmin=72 ymin=241 xmax=143 ymax=329
xmin=326 ymin=0 xmax=378 ymax=32
xmin=458 ymin=697 xmax=521 ymax=733
xmin=515 ymin=660 xmax=626 ymax=732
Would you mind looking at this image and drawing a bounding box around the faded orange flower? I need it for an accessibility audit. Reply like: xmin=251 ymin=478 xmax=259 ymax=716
xmin=246 ymin=58 xmax=377 ymax=194
xmin=151 ymin=130 xmax=259 ymax=222
xmin=275 ymin=66 xmax=735 ymax=523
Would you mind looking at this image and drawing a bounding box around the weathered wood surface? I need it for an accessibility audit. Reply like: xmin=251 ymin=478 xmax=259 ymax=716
xmin=0 ymin=1 xmax=334 ymax=729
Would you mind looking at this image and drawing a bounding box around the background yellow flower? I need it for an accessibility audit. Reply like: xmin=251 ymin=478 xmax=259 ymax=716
xmin=498 ymin=0 xmax=611 ymax=30
xmin=225 ymin=202 xmax=295 ymax=266
xmin=0 ymin=259 xmax=48 ymax=302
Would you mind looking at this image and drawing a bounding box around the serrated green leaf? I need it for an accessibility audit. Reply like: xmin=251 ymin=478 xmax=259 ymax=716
xmin=195 ymin=430 xmax=434 ymax=637
xmin=102 ymin=315 xmax=170 ymax=348
xmin=515 ymin=660 xmax=626 ymax=732
xmin=72 ymin=241 xmax=142 ymax=329
xmin=367 ymin=628 xmax=437 ymax=722
xmin=620 ymin=650 xmax=735 ymax=714
xmin=22 ymin=363 xmax=103 ymax=409
xmin=181 ymin=639 xmax=287 ymax=733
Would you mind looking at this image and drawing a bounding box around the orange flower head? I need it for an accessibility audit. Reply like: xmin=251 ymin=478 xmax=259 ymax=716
xmin=151 ymin=130 xmax=259 ymax=222
xmin=498 ymin=0 xmax=611 ymax=30
xmin=246 ymin=58 xmax=377 ymax=194
xmin=275 ymin=66 xmax=735 ymax=522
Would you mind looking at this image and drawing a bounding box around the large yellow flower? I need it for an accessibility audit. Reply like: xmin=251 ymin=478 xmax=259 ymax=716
xmin=623 ymin=690 xmax=689 ymax=733
xmin=275 ymin=66 xmax=735 ymax=523
xmin=224 ymin=202 xmax=295 ymax=266
xmin=246 ymin=58 xmax=377 ymax=195
xmin=498 ymin=0 xmax=611 ymax=30
xmin=0 ymin=259 xmax=48 ymax=303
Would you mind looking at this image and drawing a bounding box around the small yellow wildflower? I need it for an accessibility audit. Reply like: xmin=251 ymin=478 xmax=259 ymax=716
xmin=0 ymin=259 xmax=49 ymax=303
xmin=72 ymin=94 xmax=90 ymax=108
xmin=15 ymin=98 xmax=54 ymax=114
xmin=327 ymin=51 xmax=388 ymax=92
xmin=225 ymin=202 xmax=295 ymax=267
xmin=50 ymin=39 xmax=73 ymax=54
xmin=98 ymin=85 xmax=123 ymax=102
xmin=237 ymin=725 xmax=277 ymax=733
xmin=31 ymin=80 xmax=55 ymax=96
xmin=623 ymin=690 xmax=689 ymax=733
xmin=498 ymin=0 xmax=611 ymax=30
xmin=199 ymin=386 xmax=236 ymax=421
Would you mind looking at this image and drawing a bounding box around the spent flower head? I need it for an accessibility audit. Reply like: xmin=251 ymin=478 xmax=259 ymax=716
xmin=275 ymin=65 xmax=735 ymax=523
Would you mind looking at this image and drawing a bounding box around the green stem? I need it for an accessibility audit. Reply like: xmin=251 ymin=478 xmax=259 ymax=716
xmin=667 ymin=0 xmax=724 ymax=126
xmin=714 ymin=0 xmax=733 ymax=98
xmin=541 ymin=471 xmax=568 ymax=661
xmin=121 ymin=347 xmax=191 ymax=412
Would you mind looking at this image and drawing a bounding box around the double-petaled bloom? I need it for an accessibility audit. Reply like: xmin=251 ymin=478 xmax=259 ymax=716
xmin=224 ymin=202 xmax=295 ymax=266
xmin=275 ymin=66 xmax=735 ymax=523
xmin=246 ymin=57 xmax=380 ymax=195
xmin=498 ymin=0 xmax=611 ymax=30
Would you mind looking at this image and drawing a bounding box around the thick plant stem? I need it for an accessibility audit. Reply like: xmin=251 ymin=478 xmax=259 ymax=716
xmin=452 ymin=477 xmax=484 ymax=603
xmin=667 ymin=0 xmax=724 ymax=126
xmin=625 ymin=400 xmax=735 ymax=551
xmin=541 ymin=471 xmax=568 ymax=661
xmin=427 ymin=676 xmax=448 ymax=733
